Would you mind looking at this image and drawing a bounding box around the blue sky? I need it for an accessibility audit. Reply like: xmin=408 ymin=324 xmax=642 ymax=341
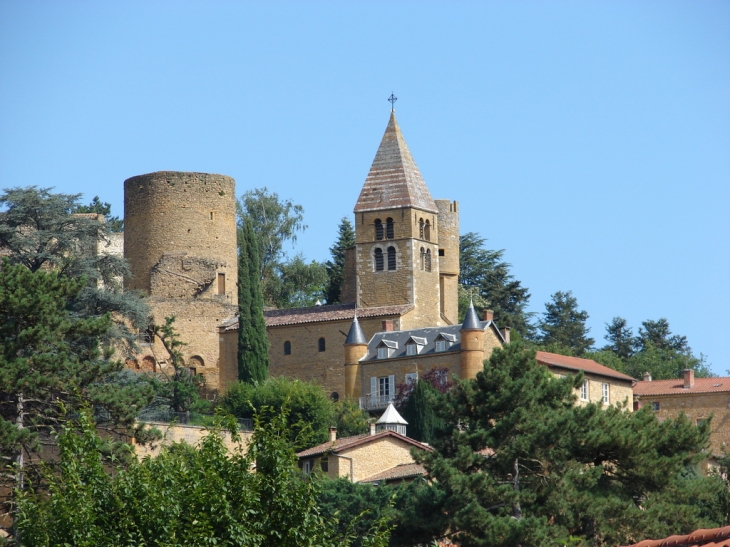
xmin=1 ymin=1 xmax=728 ymax=373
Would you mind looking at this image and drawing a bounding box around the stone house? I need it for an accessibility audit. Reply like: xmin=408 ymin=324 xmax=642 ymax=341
xmin=634 ymin=369 xmax=730 ymax=457
xmin=296 ymin=403 xmax=431 ymax=484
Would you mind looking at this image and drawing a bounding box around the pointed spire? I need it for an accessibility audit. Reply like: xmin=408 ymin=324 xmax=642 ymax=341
xmin=354 ymin=111 xmax=438 ymax=214
xmin=461 ymin=299 xmax=482 ymax=331
xmin=345 ymin=315 xmax=367 ymax=345
xmin=376 ymin=402 xmax=408 ymax=425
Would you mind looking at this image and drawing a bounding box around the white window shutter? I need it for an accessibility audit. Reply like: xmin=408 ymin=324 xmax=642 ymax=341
xmin=388 ymin=375 xmax=395 ymax=399
xmin=370 ymin=377 xmax=377 ymax=397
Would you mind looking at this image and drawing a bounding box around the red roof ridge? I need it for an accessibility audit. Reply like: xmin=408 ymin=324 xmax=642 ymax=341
xmin=535 ymin=351 xmax=636 ymax=382
xmin=621 ymin=524 xmax=730 ymax=547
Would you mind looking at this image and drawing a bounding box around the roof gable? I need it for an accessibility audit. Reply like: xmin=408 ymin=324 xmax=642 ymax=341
xmin=536 ymin=351 xmax=636 ymax=382
xmin=297 ymin=430 xmax=431 ymax=458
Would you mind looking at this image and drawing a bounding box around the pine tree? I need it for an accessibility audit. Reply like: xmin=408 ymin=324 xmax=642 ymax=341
xmin=324 ymin=217 xmax=356 ymax=304
xmin=538 ymin=290 xmax=594 ymax=354
xmin=238 ymin=218 xmax=269 ymax=384
xmin=0 ymin=260 xmax=153 ymax=523
xmin=602 ymin=316 xmax=635 ymax=359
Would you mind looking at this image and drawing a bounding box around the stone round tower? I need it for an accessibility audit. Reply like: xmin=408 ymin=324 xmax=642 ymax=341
xmin=124 ymin=171 xmax=237 ymax=304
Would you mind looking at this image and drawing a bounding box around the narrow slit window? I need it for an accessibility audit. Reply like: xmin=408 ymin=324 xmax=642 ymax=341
xmin=210 ymin=211 xmax=214 ymax=221
xmin=374 ymin=219 xmax=383 ymax=240
xmin=419 ymin=218 xmax=424 ymax=238
xmin=425 ymin=249 xmax=432 ymax=272
xmin=284 ymin=341 xmax=291 ymax=355
xmin=318 ymin=337 xmax=326 ymax=352
xmin=387 ymin=246 xmax=396 ymax=271
xmin=386 ymin=218 xmax=394 ymax=239
xmin=420 ymin=247 xmax=425 ymax=270
xmin=217 ymin=273 xmax=225 ymax=295
xmin=374 ymin=248 xmax=384 ymax=271
xmin=424 ymin=220 xmax=431 ymax=241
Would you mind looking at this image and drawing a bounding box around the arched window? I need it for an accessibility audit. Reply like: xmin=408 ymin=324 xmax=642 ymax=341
xmin=387 ymin=246 xmax=396 ymax=271
xmin=374 ymin=219 xmax=383 ymax=240
xmin=419 ymin=218 xmax=424 ymax=239
xmin=374 ymin=248 xmax=384 ymax=271
xmin=386 ymin=218 xmax=394 ymax=239
xmin=420 ymin=247 xmax=425 ymax=270
xmin=424 ymin=220 xmax=431 ymax=241
xmin=318 ymin=337 xmax=326 ymax=352
xmin=284 ymin=341 xmax=291 ymax=355
xmin=425 ymin=249 xmax=432 ymax=272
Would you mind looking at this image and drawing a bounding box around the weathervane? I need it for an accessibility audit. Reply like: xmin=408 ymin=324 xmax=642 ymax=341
xmin=388 ymin=92 xmax=397 ymax=112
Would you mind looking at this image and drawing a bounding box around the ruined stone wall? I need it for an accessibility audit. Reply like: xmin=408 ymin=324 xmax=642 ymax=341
xmin=124 ymin=171 xmax=237 ymax=304
xmin=638 ymin=392 xmax=730 ymax=455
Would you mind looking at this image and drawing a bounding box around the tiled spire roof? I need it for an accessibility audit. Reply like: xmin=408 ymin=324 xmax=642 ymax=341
xmin=345 ymin=315 xmax=368 ymax=345
xmin=354 ymin=111 xmax=439 ymax=214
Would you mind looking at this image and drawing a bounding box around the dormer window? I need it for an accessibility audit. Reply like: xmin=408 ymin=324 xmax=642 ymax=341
xmin=434 ymin=333 xmax=456 ymax=352
xmin=377 ymin=339 xmax=398 ymax=359
xmin=406 ymin=336 xmax=426 ymax=356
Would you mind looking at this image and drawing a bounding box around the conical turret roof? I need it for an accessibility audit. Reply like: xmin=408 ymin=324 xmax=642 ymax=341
xmin=354 ymin=111 xmax=438 ymax=214
xmin=461 ymin=300 xmax=482 ymax=331
xmin=376 ymin=402 xmax=408 ymax=425
xmin=345 ymin=315 xmax=367 ymax=345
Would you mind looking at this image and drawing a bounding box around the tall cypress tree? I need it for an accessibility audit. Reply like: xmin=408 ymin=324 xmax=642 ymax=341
xmin=324 ymin=217 xmax=355 ymax=304
xmin=238 ymin=218 xmax=269 ymax=383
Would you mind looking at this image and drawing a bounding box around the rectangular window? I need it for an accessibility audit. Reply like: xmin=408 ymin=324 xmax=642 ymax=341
xmin=602 ymin=383 xmax=609 ymax=405
xmin=405 ymin=372 xmax=418 ymax=385
xmin=406 ymin=344 xmax=417 ymax=356
xmin=435 ymin=340 xmax=446 ymax=352
xmin=580 ymin=380 xmax=589 ymax=401
xmin=379 ymin=376 xmax=390 ymax=398
xmin=652 ymin=402 xmax=660 ymax=411
xmin=320 ymin=457 xmax=329 ymax=472
xmin=217 ymin=273 xmax=225 ymax=295
xmin=303 ymin=460 xmax=312 ymax=474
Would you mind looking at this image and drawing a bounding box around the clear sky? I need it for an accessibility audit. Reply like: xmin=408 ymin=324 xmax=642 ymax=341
xmin=1 ymin=1 xmax=728 ymax=374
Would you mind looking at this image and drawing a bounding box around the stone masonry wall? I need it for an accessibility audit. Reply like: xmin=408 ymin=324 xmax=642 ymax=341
xmin=134 ymin=422 xmax=252 ymax=459
xmin=435 ymin=200 xmax=459 ymax=324
xmin=639 ymin=392 xmax=730 ymax=455
xmin=338 ymin=436 xmax=422 ymax=482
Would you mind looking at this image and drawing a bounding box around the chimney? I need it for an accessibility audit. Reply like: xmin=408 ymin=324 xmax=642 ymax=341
xmin=329 ymin=427 xmax=337 ymax=442
xmin=643 ymin=372 xmax=652 ymax=382
xmin=683 ymin=369 xmax=695 ymax=389
xmin=501 ymin=327 xmax=511 ymax=344
xmin=483 ymin=310 xmax=494 ymax=322
xmin=381 ymin=320 xmax=394 ymax=332
xmin=369 ymin=422 xmax=376 ymax=436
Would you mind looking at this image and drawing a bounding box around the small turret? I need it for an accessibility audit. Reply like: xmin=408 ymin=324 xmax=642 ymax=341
xmin=376 ymin=403 xmax=408 ymax=436
xmin=344 ymin=316 xmax=368 ymax=399
xmin=460 ymin=300 xmax=486 ymax=381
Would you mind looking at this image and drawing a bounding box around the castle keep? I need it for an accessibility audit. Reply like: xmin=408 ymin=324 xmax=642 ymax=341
xmin=124 ymin=171 xmax=237 ymax=390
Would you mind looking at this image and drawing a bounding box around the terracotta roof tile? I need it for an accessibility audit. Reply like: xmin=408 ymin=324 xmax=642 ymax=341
xmin=296 ymin=430 xmax=431 ymax=458
xmin=633 ymin=377 xmax=730 ymax=396
xmin=354 ymin=111 xmax=438 ymax=214
xmin=220 ymin=303 xmax=413 ymax=330
xmin=360 ymin=462 xmax=426 ymax=483
xmin=536 ymin=351 xmax=636 ymax=382
xmin=621 ymin=525 xmax=730 ymax=547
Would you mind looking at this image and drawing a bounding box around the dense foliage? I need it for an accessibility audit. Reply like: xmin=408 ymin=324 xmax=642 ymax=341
xmin=72 ymin=195 xmax=124 ymax=232
xmin=238 ymin=217 xmax=269 ymax=383
xmin=13 ymin=410 xmax=392 ymax=547
xmin=221 ymin=377 xmax=370 ymax=451
xmin=0 ymin=261 xmax=154 ymax=528
xmin=458 ymin=232 xmax=534 ymax=338
xmin=537 ymin=290 xmax=595 ymax=355
xmin=407 ymin=341 xmax=727 ymax=546
xmin=324 ymin=217 xmax=356 ymax=304
xmin=0 ymin=187 xmax=148 ymax=347
xmin=237 ymin=187 xmax=326 ymax=308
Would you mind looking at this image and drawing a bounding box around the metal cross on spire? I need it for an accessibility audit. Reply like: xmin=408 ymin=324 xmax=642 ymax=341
xmin=388 ymin=92 xmax=397 ymax=111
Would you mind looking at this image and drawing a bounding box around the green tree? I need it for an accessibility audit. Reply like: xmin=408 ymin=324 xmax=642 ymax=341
xmin=602 ymin=316 xmax=634 ymax=359
xmin=324 ymin=217 xmax=356 ymax=304
xmin=238 ymin=218 xmax=269 ymax=383
xmin=410 ymin=342 xmax=723 ymax=547
xmin=221 ymin=377 xmax=369 ymax=450
xmin=267 ymin=254 xmax=328 ymax=308
xmin=636 ymin=318 xmax=690 ymax=353
xmin=0 ymin=186 xmax=148 ymax=347
xmin=458 ymin=232 xmax=534 ymax=338
xmin=538 ymin=290 xmax=594 ymax=355
xmin=72 ymin=195 xmax=124 ymax=232
xmin=400 ymin=380 xmax=443 ymax=444
xmin=0 ymin=261 xmax=154 ymax=529
xmin=14 ymin=409 xmax=392 ymax=547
